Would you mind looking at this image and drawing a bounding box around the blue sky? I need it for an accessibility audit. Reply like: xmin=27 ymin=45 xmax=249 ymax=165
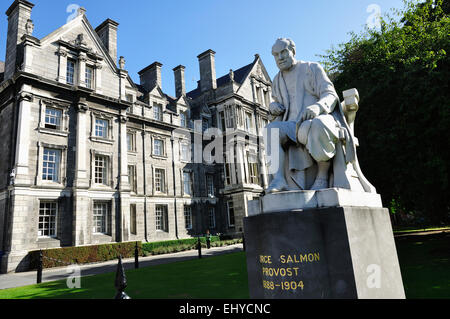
xmin=0 ymin=0 xmax=405 ymax=96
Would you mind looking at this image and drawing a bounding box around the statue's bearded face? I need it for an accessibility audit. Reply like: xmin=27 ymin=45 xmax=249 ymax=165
xmin=272 ymin=43 xmax=296 ymax=72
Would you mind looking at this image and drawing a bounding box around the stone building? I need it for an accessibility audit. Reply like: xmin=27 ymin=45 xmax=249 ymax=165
xmin=0 ymin=0 xmax=272 ymax=273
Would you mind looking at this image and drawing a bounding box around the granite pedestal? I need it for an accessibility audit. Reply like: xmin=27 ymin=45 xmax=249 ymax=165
xmin=244 ymin=205 xmax=405 ymax=299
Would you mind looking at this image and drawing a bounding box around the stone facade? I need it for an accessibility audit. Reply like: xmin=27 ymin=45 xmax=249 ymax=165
xmin=0 ymin=0 xmax=271 ymax=273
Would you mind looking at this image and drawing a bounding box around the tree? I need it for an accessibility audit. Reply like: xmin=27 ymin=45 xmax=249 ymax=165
xmin=321 ymin=0 xmax=450 ymax=224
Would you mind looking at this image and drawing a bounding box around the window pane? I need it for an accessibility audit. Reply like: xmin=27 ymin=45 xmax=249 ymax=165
xmin=154 ymin=104 xmax=162 ymax=121
xmin=228 ymin=201 xmax=235 ymax=227
xmin=155 ymin=205 xmax=168 ymax=232
xmin=207 ymin=175 xmax=214 ymax=196
xmin=155 ymin=169 xmax=165 ymax=192
xmin=85 ymin=66 xmax=94 ymax=89
xmin=209 ymin=207 xmax=216 ymax=229
xmin=95 ymin=155 xmax=108 ymax=184
xmin=183 ymin=172 xmax=191 ymax=195
xmin=93 ymin=202 xmax=109 ymax=234
xmin=180 ymin=112 xmax=186 ymax=127
xmin=95 ymin=119 xmax=108 ymax=138
xmin=154 ymin=139 xmax=164 ymax=156
xmin=43 ymin=149 xmax=60 ymax=182
xmin=184 ymin=206 xmax=192 ymax=229
xmin=67 ymin=60 xmax=75 ymax=85
xmin=45 ymin=108 xmax=62 ymax=130
xmin=38 ymin=202 xmax=57 ymax=237
xmin=130 ymin=205 xmax=137 ymax=235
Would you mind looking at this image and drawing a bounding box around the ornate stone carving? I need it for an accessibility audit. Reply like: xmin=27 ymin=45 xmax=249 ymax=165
xmin=119 ymin=56 xmax=126 ymax=70
xmin=76 ymin=102 xmax=89 ymax=113
xmin=25 ymin=19 xmax=34 ymax=36
xmin=229 ymin=69 xmax=234 ymax=82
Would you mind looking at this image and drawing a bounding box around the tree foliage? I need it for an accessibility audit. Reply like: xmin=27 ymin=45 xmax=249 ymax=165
xmin=321 ymin=0 xmax=450 ymax=223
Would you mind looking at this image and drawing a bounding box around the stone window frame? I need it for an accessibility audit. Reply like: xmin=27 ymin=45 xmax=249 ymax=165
xmin=37 ymin=200 xmax=59 ymax=239
xmin=90 ymin=111 xmax=115 ymax=144
xmin=57 ymin=41 xmax=103 ymax=92
xmin=92 ymin=200 xmax=112 ymax=235
xmin=90 ymin=150 xmax=114 ymax=189
xmin=151 ymin=134 xmax=168 ymax=159
xmin=36 ymin=142 xmax=68 ymax=188
xmin=38 ymin=99 xmax=70 ymax=137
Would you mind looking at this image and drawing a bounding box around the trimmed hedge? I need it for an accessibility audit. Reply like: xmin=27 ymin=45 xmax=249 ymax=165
xmin=28 ymin=236 xmax=242 ymax=269
xmin=141 ymin=236 xmax=220 ymax=256
xmin=29 ymin=242 xmax=142 ymax=270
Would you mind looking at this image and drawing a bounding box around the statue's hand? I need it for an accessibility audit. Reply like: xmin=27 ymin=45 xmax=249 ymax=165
xmin=301 ymin=104 xmax=321 ymax=121
xmin=269 ymin=102 xmax=286 ymax=116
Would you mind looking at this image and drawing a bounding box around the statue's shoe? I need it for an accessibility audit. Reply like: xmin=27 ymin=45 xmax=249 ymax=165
xmin=266 ymin=179 xmax=289 ymax=193
xmin=310 ymin=178 xmax=329 ymax=190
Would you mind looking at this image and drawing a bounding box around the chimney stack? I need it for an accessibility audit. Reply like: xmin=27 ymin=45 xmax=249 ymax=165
xmin=197 ymin=49 xmax=217 ymax=92
xmin=4 ymin=0 xmax=34 ymax=80
xmin=173 ymin=65 xmax=186 ymax=98
xmin=95 ymin=18 xmax=119 ymax=65
xmin=138 ymin=62 xmax=162 ymax=92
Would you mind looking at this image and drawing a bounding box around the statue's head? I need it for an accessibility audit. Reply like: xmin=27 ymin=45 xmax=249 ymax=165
xmin=272 ymin=38 xmax=296 ymax=72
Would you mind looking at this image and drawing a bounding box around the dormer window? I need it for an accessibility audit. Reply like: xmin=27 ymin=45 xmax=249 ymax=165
xmin=67 ymin=59 xmax=76 ymax=85
xmin=153 ymin=104 xmax=163 ymax=121
xmin=180 ymin=112 xmax=187 ymax=128
xmin=85 ymin=65 xmax=94 ymax=89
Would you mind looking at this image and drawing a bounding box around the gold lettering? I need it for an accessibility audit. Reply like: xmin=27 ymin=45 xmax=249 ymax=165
xmin=293 ymin=267 xmax=299 ymax=276
xmin=280 ymin=255 xmax=286 ymax=263
xmin=259 ymin=255 xmax=272 ymax=264
xmin=300 ymin=254 xmax=308 ymax=263
xmin=287 ymin=255 xmax=294 ymax=263
xmin=314 ymin=253 xmax=320 ymax=261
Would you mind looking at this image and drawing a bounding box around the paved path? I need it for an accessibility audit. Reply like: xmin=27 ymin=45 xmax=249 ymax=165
xmin=0 ymin=244 xmax=244 ymax=290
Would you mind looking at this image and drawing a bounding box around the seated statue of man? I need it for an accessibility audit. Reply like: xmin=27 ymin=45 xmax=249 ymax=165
xmin=266 ymin=38 xmax=373 ymax=194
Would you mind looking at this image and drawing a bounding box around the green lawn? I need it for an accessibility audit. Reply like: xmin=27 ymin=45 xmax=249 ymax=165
xmin=0 ymin=252 xmax=249 ymax=299
xmin=1 ymin=233 xmax=449 ymax=299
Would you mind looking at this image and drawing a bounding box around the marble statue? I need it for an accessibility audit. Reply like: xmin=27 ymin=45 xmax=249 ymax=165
xmin=265 ymin=38 xmax=376 ymax=194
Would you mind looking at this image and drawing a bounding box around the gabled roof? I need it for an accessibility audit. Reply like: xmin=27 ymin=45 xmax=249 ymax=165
xmin=186 ymin=58 xmax=257 ymax=100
